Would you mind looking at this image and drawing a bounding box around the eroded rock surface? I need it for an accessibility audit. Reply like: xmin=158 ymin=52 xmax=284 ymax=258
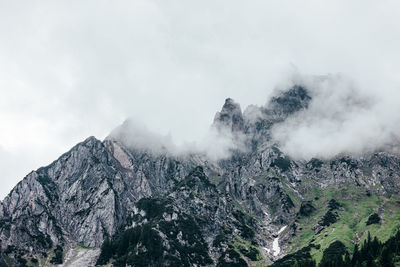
xmin=1 ymin=86 xmax=399 ymax=266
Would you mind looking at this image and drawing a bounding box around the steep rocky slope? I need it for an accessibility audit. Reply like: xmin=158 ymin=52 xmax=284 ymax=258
xmin=0 ymin=86 xmax=399 ymax=266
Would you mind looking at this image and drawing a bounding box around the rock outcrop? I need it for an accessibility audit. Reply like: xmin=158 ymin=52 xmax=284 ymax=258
xmin=0 ymin=85 xmax=399 ymax=266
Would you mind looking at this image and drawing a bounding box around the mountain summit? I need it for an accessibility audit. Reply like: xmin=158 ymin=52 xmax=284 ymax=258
xmin=1 ymin=86 xmax=399 ymax=266
xmin=213 ymin=98 xmax=244 ymax=132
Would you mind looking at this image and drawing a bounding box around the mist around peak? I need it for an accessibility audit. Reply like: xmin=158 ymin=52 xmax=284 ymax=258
xmin=108 ymin=74 xmax=400 ymax=162
xmin=107 ymin=116 xmax=248 ymax=161
xmin=270 ymin=75 xmax=400 ymax=160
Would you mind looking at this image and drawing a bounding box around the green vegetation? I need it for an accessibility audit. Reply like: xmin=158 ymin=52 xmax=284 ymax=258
xmin=319 ymin=241 xmax=347 ymax=266
xmin=273 ymin=230 xmax=400 ymax=266
xmin=174 ymin=166 xmax=214 ymax=190
xmin=232 ymin=210 xmax=256 ymax=240
xmin=270 ymin=157 xmax=291 ymax=172
xmin=271 ymin=244 xmax=317 ymax=267
xmin=135 ymin=197 xmax=172 ymax=219
xmin=208 ymin=172 xmax=224 ymax=186
xmin=77 ymin=243 xmax=94 ymax=250
xmin=307 ymin=158 xmax=323 ymax=170
xmin=299 ymin=201 xmax=316 ymax=217
xmin=319 ymin=210 xmax=339 ymax=227
xmin=50 ymin=245 xmax=63 ymax=264
xmin=366 ymin=213 xmax=381 ymax=225
xmin=231 ymin=235 xmax=263 ymax=262
xmin=287 ymin=184 xmax=400 ymax=265
xmin=96 ymin=198 xmax=213 ymax=267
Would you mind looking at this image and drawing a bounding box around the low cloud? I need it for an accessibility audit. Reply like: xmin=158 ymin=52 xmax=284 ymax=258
xmin=1 ymin=0 xmax=400 ymax=198
xmin=108 ymin=118 xmax=247 ymax=161
xmin=110 ymin=74 xmax=400 ymax=162
xmin=271 ymin=74 xmax=400 ymax=160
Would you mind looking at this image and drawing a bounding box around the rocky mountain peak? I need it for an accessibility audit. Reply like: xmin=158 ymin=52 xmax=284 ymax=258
xmin=1 ymin=85 xmax=400 ymax=266
xmin=266 ymin=85 xmax=311 ymax=119
xmin=213 ymin=98 xmax=244 ymax=132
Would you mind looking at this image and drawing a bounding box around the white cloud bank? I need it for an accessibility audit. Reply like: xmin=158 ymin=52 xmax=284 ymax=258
xmin=108 ymin=118 xmax=248 ymax=161
xmin=0 ymin=0 xmax=400 ymax=198
xmin=271 ymin=74 xmax=400 ymax=160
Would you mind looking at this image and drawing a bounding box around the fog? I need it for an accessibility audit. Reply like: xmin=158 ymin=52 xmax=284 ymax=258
xmin=271 ymin=74 xmax=400 ymax=160
xmin=108 ymin=117 xmax=248 ymax=161
xmin=1 ymin=0 xmax=400 ymax=198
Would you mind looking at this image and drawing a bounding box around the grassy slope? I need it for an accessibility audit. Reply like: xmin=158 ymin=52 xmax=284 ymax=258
xmin=289 ymin=184 xmax=400 ymax=264
xmin=207 ymin=172 xmax=400 ymax=266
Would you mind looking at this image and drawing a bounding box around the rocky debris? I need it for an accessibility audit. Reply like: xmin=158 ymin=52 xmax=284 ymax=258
xmin=62 ymin=245 xmax=101 ymax=267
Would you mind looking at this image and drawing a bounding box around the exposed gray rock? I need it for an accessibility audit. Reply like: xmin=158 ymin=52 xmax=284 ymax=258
xmin=213 ymin=98 xmax=244 ymax=132
xmin=0 ymin=85 xmax=399 ymax=266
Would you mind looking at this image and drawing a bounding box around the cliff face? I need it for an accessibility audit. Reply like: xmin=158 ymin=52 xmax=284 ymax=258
xmin=1 ymin=86 xmax=399 ymax=266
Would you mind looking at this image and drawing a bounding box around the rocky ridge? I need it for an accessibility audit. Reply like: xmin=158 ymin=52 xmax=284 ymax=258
xmin=0 ymin=86 xmax=399 ymax=266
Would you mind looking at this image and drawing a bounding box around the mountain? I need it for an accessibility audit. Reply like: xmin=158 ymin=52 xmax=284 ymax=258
xmin=0 ymin=86 xmax=400 ymax=266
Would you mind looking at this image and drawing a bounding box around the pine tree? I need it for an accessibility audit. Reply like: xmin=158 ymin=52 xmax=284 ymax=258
xmin=96 ymin=237 xmax=113 ymax=265
xmin=352 ymin=243 xmax=360 ymax=265
xmin=344 ymin=252 xmax=351 ymax=267
xmin=371 ymin=236 xmax=381 ymax=258
xmin=379 ymin=247 xmax=394 ymax=267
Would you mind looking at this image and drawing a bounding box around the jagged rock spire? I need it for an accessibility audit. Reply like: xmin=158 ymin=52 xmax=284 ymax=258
xmin=267 ymin=85 xmax=311 ymax=118
xmin=212 ymin=98 xmax=244 ymax=132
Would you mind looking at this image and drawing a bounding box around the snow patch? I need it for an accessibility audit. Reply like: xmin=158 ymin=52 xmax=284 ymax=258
xmin=278 ymin=225 xmax=287 ymax=234
xmin=263 ymin=247 xmax=271 ymax=253
xmin=273 ymin=226 xmax=287 ymax=256
xmin=272 ymin=237 xmax=280 ymax=256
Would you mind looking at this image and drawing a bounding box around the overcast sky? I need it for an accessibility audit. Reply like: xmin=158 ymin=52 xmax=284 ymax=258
xmin=1 ymin=0 xmax=400 ymax=199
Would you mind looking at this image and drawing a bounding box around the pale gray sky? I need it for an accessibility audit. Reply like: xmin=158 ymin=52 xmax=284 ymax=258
xmin=1 ymin=0 xmax=400 ymax=199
